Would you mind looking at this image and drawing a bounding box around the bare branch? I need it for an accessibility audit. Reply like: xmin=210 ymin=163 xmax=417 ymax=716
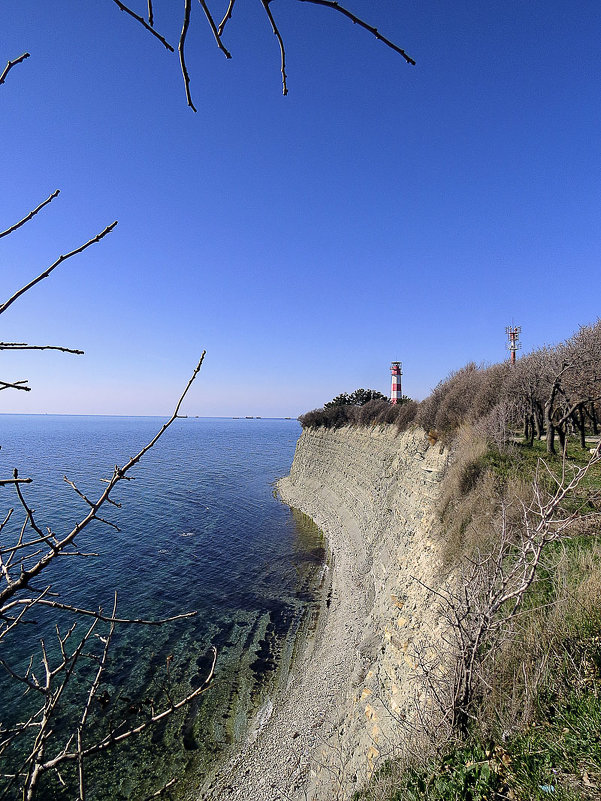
xmin=261 ymin=1 xmax=288 ymax=95
xmin=0 ymin=351 xmax=206 ymax=608
xmin=0 ymin=190 xmax=60 ymax=239
xmin=77 ymin=594 xmax=117 ymax=800
xmin=197 ymin=0 xmax=232 ymax=59
xmin=218 ymin=0 xmax=237 ymax=36
xmin=0 ymin=380 xmax=30 ymax=392
xmin=0 ymin=477 xmax=32 ymax=487
xmin=0 ymin=343 xmax=84 ymax=355
xmin=147 ymin=0 xmax=154 ymax=27
xmin=179 ymin=0 xmax=197 ymax=112
xmin=0 ymin=221 xmax=118 ymax=318
xmin=69 ymin=646 xmax=216 ymax=761
xmin=111 ymin=0 xmax=174 ymax=51
xmin=142 ymin=778 xmax=177 ymax=800
xmin=0 ymin=52 xmax=30 ymax=86
xmin=63 ymin=476 xmax=95 ymax=508
xmin=3 ymin=598 xmax=197 ymax=626
xmin=296 ymin=0 xmax=415 ymax=65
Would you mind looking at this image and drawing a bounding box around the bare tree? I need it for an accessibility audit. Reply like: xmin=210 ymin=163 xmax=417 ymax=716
xmin=1 ymin=59 xmax=215 ymax=800
xmin=0 ymin=360 xmax=214 ymax=800
xmin=413 ymin=441 xmax=601 ymax=741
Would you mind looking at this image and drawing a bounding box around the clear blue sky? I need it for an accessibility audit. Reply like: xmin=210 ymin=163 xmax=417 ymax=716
xmin=1 ymin=1 xmax=600 ymax=416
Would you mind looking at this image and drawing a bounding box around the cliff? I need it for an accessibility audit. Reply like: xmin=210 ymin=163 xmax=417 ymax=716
xmin=277 ymin=424 xmax=449 ymax=799
xmin=203 ymin=423 xmax=450 ymax=801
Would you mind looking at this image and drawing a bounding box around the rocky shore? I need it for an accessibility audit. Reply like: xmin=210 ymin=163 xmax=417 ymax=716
xmin=198 ymin=425 xmax=448 ymax=801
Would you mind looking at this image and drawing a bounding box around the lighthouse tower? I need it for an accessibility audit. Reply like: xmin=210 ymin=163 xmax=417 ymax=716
xmin=390 ymin=362 xmax=403 ymax=404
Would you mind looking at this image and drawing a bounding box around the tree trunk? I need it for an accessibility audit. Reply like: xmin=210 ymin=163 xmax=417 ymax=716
xmin=572 ymin=406 xmax=587 ymax=449
xmin=545 ymin=401 xmax=556 ymax=454
xmin=534 ymin=403 xmax=544 ymax=439
xmin=528 ymin=415 xmax=535 ymax=446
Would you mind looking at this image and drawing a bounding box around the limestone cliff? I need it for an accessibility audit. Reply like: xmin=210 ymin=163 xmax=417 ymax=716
xmin=277 ymin=424 xmax=449 ymax=798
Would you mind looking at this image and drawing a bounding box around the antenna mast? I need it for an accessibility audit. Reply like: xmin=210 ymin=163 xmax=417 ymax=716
xmin=506 ymin=325 xmax=521 ymax=364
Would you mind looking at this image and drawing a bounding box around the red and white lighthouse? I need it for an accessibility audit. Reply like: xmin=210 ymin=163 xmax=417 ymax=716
xmin=390 ymin=361 xmax=403 ymax=404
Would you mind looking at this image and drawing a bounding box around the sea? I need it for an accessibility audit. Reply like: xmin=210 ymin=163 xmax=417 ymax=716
xmin=0 ymin=415 xmax=324 ymax=800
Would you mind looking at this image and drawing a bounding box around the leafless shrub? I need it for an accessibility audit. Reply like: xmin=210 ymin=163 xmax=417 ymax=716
xmin=473 ymin=398 xmax=518 ymax=451
xmin=391 ymin=400 xmax=419 ymax=432
xmin=416 ymin=362 xmax=513 ymax=443
xmin=299 ymin=399 xmax=417 ymax=433
xmin=358 ymin=399 xmax=390 ymax=426
xmin=475 ymin=538 xmax=601 ymax=740
xmin=417 ymin=442 xmax=601 ymax=739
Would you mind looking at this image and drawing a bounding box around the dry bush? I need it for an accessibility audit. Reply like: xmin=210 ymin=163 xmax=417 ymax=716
xmin=475 ymin=539 xmax=601 ymax=740
xmin=299 ymin=399 xmax=418 ymax=433
xmin=298 ymin=405 xmax=359 ymax=429
xmin=416 ymin=361 xmax=517 ymax=442
xmin=436 ymin=426 xmax=497 ymax=566
xmin=357 ymin=398 xmax=391 ymax=426
xmin=473 ymin=398 xmax=519 ymax=450
xmin=391 ymin=400 xmax=419 ymax=432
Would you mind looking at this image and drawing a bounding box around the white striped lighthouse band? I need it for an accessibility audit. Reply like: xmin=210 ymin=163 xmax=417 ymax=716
xmin=390 ymin=361 xmax=402 ymax=404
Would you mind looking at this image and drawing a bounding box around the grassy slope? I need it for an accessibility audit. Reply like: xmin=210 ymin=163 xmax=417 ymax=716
xmin=356 ymin=435 xmax=601 ymax=801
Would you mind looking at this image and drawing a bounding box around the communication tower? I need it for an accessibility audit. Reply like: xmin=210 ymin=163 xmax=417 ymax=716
xmin=506 ymin=325 xmax=521 ymax=364
xmin=390 ymin=361 xmax=403 ymax=404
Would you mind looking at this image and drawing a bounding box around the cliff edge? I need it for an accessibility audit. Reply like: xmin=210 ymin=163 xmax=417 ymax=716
xmin=278 ymin=424 xmax=449 ymax=799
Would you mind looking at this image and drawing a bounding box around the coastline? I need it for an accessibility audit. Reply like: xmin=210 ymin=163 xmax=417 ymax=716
xmin=198 ymin=475 xmax=372 ymax=801
xmin=197 ymin=424 xmax=449 ymax=801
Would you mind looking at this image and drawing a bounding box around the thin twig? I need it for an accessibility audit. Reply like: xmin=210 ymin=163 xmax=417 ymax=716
xmin=197 ymin=0 xmax=232 ymax=58
xmin=218 ymin=0 xmax=237 ymax=36
xmin=179 ymin=0 xmax=197 ymax=111
xmin=0 ymin=343 xmax=84 ymax=355
xmin=260 ymin=0 xmax=288 ymax=95
xmin=3 ymin=598 xmax=197 ymax=625
xmin=111 ymin=0 xmax=174 ymax=50
xmin=0 ymin=221 xmax=118 ymax=318
xmin=0 ymin=190 xmax=60 ymax=239
xmin=297 ymin=0 xmax=416 ymax=65
xmin=0 ymin=380 xmax=30 ymax=392
xmin=142 ymin=778 xmax=178 ymax=800
xmin=77 ymin=593 xmax=118 ymax=800
xmin=0 ymin=53 xmax=30 ymax=86
xmin=0 ymin=351 xmax=206 ymax=607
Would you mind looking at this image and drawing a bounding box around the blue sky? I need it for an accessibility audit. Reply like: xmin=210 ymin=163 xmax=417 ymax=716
xmin=1 ymin=0 xmax=600 ymax=416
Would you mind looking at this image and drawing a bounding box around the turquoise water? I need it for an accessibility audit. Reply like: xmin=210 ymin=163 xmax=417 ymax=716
xmin=0 ymin=416 xmax=323 ymax=800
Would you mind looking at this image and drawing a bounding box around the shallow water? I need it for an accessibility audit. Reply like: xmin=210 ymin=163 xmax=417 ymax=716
xmin=0 ymin=415 xmax=323 ymax=800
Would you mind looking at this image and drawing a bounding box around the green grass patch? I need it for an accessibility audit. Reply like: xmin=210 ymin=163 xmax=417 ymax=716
xmin=357 ymin=672 xmax=601 ymax=800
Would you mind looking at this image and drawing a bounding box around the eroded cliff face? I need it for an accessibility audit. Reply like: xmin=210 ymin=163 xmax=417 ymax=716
xmin=278 ymin=424 xmax=449 ymax=798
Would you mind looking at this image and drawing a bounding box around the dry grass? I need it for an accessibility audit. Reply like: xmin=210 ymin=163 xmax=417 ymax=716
xmin=436 ymin=425 xmax=497 ymax=567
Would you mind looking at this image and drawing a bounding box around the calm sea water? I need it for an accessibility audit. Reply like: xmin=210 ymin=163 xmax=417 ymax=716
xmin=0 ymin=416 xmax=323 ymax=800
